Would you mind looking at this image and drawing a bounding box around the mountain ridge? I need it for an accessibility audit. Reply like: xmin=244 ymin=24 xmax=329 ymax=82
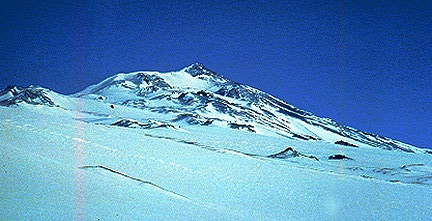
xmin=0 ymin=63 xmax=428 ymax=152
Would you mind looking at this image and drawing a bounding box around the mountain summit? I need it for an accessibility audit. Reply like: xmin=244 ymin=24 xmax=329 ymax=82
xmin=1 ymin=64 xmax=431 ymax=220
xmin=184 ymin=63 xmax=221 ymax=77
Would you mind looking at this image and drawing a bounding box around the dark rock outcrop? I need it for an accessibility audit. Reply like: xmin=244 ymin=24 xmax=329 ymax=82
xmin=268 ymin=147 xmax=319 ymax=161
xmin=0 ymin=85 xmax=56 ymax=106
xmin=335 ymin=140 xmax=359 ymax=147
xmin=328 ymin=154 xmax=353 ymax=160
xmin=229 ymin=122 xmax=256 ymax=133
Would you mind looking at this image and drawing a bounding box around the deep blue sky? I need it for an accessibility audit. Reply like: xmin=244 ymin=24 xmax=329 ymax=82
xmin=1 ymin=0 xmax=431 ymax=148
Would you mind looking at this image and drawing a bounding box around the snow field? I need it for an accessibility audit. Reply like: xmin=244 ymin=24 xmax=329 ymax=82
xmin=1 ymin=105 xmax=432 ymax=220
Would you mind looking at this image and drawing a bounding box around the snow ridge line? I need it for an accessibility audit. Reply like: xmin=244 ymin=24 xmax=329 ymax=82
xmin=79 ymin=165 xmax=190 ymax=200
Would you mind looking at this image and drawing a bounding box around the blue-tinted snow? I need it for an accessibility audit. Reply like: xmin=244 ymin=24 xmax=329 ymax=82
xmin=1 ymin=66 xmax=432 ymax=220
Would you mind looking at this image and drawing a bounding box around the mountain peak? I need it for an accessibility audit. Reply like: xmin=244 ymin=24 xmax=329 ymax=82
xmin=184 ymin=63 xmax=223 ymax=79
xmin=185 ymin=62 xmax=207 ymax=74
xmin=188 ymin=62 xmax=206 ymax=68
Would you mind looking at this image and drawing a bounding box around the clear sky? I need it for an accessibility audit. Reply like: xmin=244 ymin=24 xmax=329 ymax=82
xmin=1 ymin=0 xmax=431 ymax=148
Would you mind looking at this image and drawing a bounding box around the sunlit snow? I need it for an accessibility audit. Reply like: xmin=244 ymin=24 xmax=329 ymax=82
xmin=1 ymin=64 xmax=431 ymax=220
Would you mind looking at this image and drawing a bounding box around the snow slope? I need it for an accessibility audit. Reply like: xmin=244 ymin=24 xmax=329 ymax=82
xmin=1 ymin=64 xmax=432 ymax=220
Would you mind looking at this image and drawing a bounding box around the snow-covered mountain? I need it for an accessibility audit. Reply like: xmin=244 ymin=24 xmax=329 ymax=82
xmin=1 ymin=63 xmax=431 ymax=220
xmin=73 ymin=63 xmax=425 ymax=153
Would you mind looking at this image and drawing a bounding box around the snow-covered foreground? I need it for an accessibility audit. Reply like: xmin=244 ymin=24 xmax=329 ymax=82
xmin=1 ymin=64 xmax=432 ymax=220
xmin=1 ymin=103 xmax=431 ymax=220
